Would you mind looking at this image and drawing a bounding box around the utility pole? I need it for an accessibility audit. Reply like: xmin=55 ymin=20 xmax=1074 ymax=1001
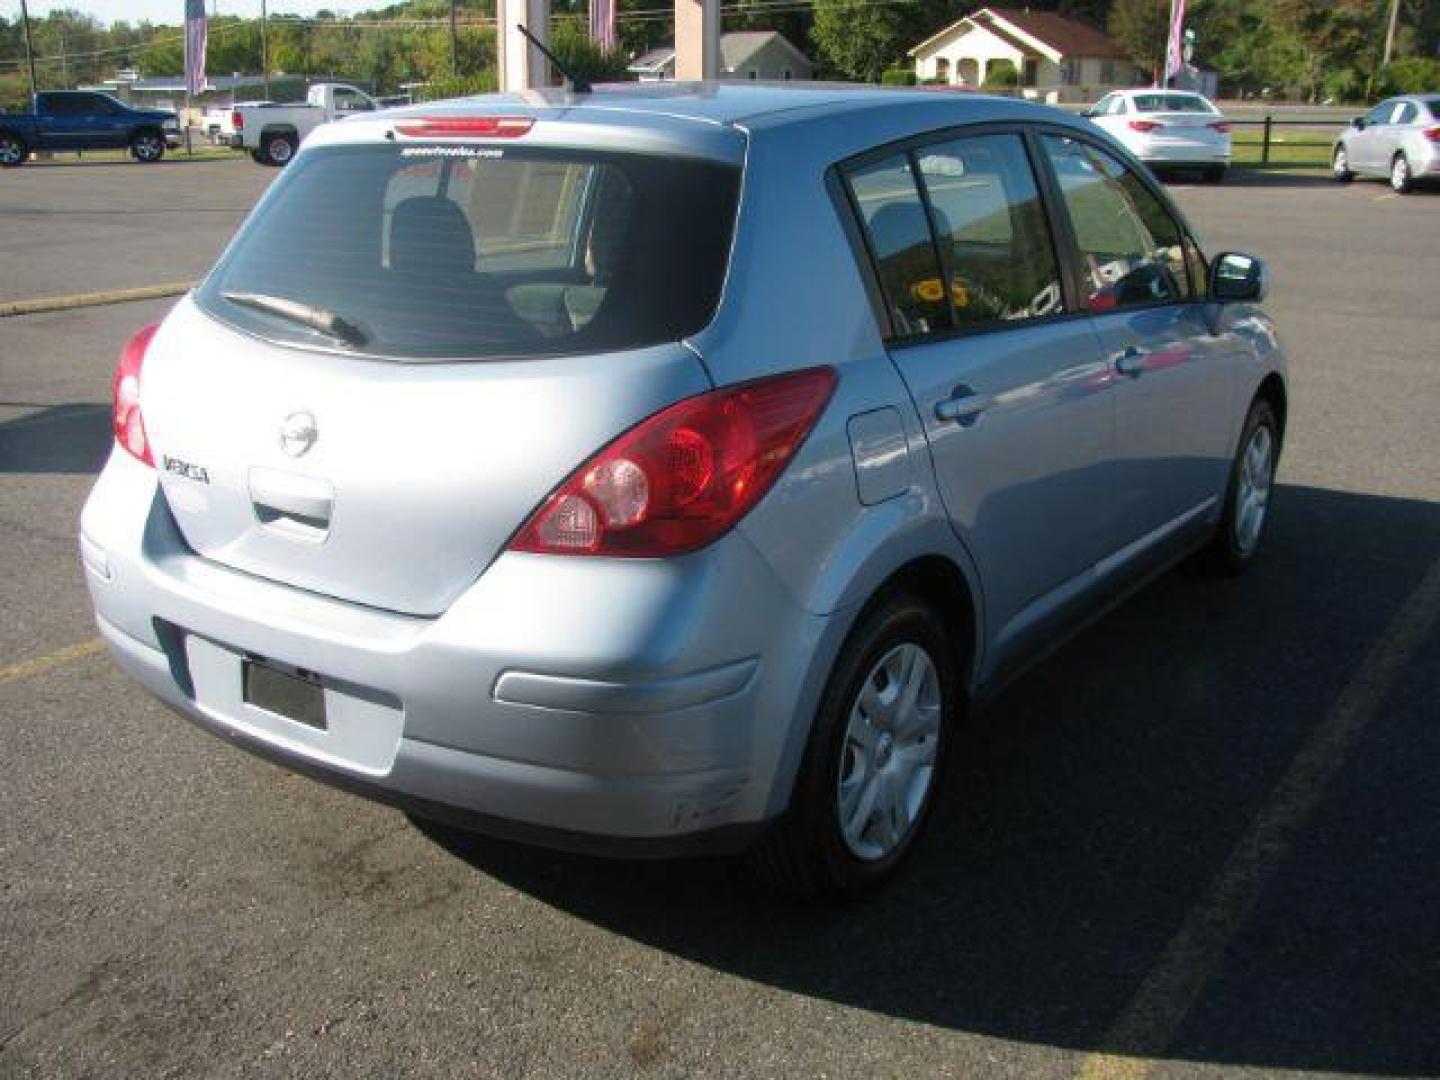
xmin=18 ymin=0 xmax=39 ymax=98
xmin=449 ymin=0 xmax=459 ymax=76
xmin=1382 ymin=0 xmax=1400 ymax=67
xmin=260 ymin=0 xmax=271 ymax=99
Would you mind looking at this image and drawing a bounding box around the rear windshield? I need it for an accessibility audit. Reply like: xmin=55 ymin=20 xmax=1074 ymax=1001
xmin=1131 ymin=93 xmax=1215 ymax=114
xmin=196 ymin=143 xmax=741 ymax=360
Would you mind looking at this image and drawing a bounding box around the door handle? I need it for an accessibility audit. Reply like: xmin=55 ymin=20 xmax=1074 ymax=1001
xmin=935 ymin=389 xmax=993 ymax=425
xmin=1114 ymin=346 xmax=1148 ymax=378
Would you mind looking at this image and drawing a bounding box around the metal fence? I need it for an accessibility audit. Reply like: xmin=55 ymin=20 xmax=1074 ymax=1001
xmin=1227 ymin=116 xmax=1342 ymax=165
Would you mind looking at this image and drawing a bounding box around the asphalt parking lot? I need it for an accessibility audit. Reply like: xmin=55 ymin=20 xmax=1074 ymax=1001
xmin=2 ymin=159 xmax=1438 ymax=1078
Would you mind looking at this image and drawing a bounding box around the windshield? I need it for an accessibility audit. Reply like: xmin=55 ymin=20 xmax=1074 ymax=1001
xmin=196 ymin=142 xmax=741 ymax=360
xmin=1132 ymin=93 xmax=1215 ymax=114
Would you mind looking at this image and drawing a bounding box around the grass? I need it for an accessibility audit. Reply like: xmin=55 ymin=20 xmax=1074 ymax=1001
xmin=1229 ymin=127 xmax=1335 ymax=166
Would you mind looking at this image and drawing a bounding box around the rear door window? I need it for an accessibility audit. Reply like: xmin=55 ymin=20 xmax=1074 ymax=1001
xmin=915 ymin=132 xmax=1064 ymax=326
xmin=196 ymin=143 xmax=739 ymax=360
xmin=1041 ymin=134 xmax=1194 ymax=311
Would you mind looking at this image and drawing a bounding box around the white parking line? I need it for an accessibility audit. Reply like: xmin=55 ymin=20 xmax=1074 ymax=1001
xmin=1076 ymin=554 xmax=1440 ymax=1080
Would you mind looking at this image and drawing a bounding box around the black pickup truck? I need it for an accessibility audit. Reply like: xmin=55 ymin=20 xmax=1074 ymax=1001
xmin=0 ymin=91 xmax=181 ymax=167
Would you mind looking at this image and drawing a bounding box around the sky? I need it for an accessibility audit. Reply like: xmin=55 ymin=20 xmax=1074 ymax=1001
xmin=14 ymin=0 xmax=345 ymax=27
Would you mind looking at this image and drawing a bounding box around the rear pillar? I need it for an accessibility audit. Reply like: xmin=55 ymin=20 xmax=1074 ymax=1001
xmin=675 ymin=0 xmax=721 ymax=80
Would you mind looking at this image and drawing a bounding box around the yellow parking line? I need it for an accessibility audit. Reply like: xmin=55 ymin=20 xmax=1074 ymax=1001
xmin=0 ymin=281 xmax=196 ymax=318
xmin=1373 ymin=193 xmax=1397 ymax=202
xmin=1076 ymin=554 xmax=1440 ymax=1080
xmin=0 ymin=638 xmax=105 ymax=687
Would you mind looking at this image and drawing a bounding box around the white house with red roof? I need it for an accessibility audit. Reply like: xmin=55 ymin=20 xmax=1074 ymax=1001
xmin=908 ymin=7 xmax=1140 ymax=104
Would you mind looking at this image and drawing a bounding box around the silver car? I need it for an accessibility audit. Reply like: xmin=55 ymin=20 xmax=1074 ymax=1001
xmin=1083 ymin=89 xmax=1232 ymax=182
xmin=82 ymin=85 xmax=1287 ymax=896
xmin=1332 ymin=94 xmax=1440 ymax=193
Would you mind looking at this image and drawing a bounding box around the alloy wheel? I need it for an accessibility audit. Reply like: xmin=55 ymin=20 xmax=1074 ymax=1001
xmin=0 ymin=138 xmax=23 ymax=165
xmin=1391 ymin=156 xmax=1410 ymax=192
xmin=1233 ymin=423 xmax=1273 ymax=556
xmin=836 ymin=642 xmax=942 ymax=862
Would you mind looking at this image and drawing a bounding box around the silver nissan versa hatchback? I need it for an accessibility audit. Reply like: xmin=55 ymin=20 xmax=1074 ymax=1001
xmin=82 ymin=84 xmax=1287 ymax=896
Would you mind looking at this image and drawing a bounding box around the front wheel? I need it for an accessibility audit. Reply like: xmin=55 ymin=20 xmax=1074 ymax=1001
xmin=130 ymin=130 xmax=165 ymax=163
xmin=748 ymin=593 xmax=957 ymax=898
xmin=0 ymin=132 xmax=29 ymax=167
xmin=1391 ymin=153 xmax=1414 ymax=194
xmin=1332 ymin=145 xmax=1354 ymax=182
xmin=1202 ymin=397 xmax=1279 ymax=576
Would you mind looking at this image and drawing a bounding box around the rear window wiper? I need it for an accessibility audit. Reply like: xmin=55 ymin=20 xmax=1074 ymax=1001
xmin=221 ymin=291 xmax=369 ymax=348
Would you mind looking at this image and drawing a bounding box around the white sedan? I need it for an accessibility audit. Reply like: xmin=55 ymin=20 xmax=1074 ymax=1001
xmin=1083 ymin=89 xmax=1232 ymax=182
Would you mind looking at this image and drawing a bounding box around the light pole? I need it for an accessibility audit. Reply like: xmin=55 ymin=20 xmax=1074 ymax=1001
xmin=260 ymin=0 xmax=270 ymax=99
xmin=449 ymin=0 xmax=459 ymax=76
xmin=18 ymin=0 xmax=39 ymax=98
xmin=1382 ymin=0 xmax=1401 ymax=67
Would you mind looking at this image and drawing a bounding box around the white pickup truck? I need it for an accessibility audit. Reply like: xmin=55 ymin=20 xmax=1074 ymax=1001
xmin=231 ymin=83 xmax=378 ymax=166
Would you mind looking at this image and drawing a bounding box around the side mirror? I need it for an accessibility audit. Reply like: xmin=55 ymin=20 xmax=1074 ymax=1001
xmin=1352 ymin=115 xmax=1366 ymax=129
xmin=1210 ymin=252 xmax=1268 ymax=303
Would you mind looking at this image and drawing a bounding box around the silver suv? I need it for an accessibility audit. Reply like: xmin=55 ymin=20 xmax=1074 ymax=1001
xmin=82 ymin=85 xmax=1287 ymax=896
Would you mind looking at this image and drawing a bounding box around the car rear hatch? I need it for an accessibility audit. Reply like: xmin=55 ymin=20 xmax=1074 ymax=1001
xmin=142 ymin=118 xmax=743 ymax=616
xmin=1146 ymin=112 xmax=1226 ymax=139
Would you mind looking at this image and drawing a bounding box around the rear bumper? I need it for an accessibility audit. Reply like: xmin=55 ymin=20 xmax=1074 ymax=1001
xmin=82 ymin=450 xmax=829 ymax=853
xmin=1138 ymin=145 xmax=1231 ymax=166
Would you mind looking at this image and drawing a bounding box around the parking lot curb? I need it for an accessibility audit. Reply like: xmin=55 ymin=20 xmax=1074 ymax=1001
xmin=0 ymin=281 xmax=196 ymax=318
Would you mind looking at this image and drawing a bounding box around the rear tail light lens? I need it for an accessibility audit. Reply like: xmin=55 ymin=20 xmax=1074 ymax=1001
xmin=232 ymin=110 xmax=242 ymax=130
xmin=1210 ymin=121 xmax=1231 ymax=133
xmin=393 ymin=116 xmax=534 ymax=138
xmin=510 ymin=367 xmax=837 ymax=557
xmin=1424 ymin=126 xmax=1440 ymax=143
xmin=1129 ymin=119 xmax=1164 ymax=132
xmin=112 ymin=323 xmax=159 ymax=467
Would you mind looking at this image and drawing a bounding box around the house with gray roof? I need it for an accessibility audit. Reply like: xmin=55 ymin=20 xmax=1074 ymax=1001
xmin=628 ymin=31 xmax=813 ymax=82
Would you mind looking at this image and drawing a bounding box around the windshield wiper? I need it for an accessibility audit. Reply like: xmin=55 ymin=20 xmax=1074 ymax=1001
xmin=222 ymin=291 xmax=369 ymax=348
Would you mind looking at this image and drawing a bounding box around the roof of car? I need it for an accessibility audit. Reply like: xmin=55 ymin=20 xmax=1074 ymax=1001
xmin=381 ymin=81 xmax=1056 ymax=130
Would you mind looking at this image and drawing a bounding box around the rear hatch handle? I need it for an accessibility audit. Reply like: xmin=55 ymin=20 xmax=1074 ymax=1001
xmin=249 ymin=467 xmax=334 ymax=542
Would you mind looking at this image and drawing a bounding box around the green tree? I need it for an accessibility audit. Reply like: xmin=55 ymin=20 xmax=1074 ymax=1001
xmin=1108 ymin=0 xmax=1167 ymax=82
xmin=810 ymin=0 xmax=914 ymax=82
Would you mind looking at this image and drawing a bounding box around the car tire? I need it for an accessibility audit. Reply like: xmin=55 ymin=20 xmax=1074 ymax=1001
xmin=261 ymin=132 xmax=297 ymax=167
xmin=1332 ymin=145 xmax=1354 ymax=182
xmin=1203 ymin=165 xmax=1226 ymax=184
xmin=249 ymin=149 xmax=267 ymax=164
xmin=1202 ymin=397 xmax=1280 ymax=576
xmin=747 ymin=592 xmax=958 ymax=899
xmin=0 ymin=132 xmax=26 ymax=167
xmin=129 ymin=130 xmax=165 ymax=163
xmin=1390 ymin=153 xmax=1414 ymax=194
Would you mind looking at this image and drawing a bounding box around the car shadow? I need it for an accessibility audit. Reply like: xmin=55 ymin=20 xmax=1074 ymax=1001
xmin=0 ymin=403 xmax=113 ymax=474
xmin=18 ymin=156 xmax=241 ymax=168
xmin=416 ymin=482 xmax=1440 ymax=1076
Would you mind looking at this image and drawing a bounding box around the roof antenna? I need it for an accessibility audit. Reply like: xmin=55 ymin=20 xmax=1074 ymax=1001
xmin=515 ymin=24 xmax=592 ymax=95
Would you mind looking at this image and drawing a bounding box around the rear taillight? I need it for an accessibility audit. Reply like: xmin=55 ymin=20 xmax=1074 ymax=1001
xmin=231 ymin=110 xmax=242 ymax=130
xmin=1210 ymin=121 xmax=1231 ymax=133
xmin=112 ymin=323 xmax=159 ymax=467
xmin=510 ymin=368 xmax=837 ymax=557
xmin=393 ymin=116 xmax=534 ymax=138
xmin=1129 ymin=119 xmax=1164 ymax=132
xmin=1425 ymin=126 xmax=1440 ymax=143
